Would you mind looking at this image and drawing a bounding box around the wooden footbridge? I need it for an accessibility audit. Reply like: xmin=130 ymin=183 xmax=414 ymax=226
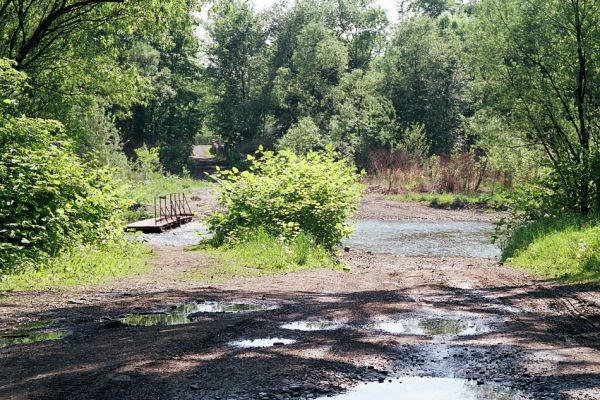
xmin=126 ymin=193 xmax=194 ymax=233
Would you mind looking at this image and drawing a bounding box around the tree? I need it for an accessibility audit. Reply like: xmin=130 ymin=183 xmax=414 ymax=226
xmin=272 ymin=22 xmax=349 ymax=131
xmin=0 ymin=0 xmax=195 ymax=162
xmin=378 ymin=14 xmax=471 ymax=154
xmin=403 ymin=0 xmax=455 ymax=18
xmin=119 ymin=10 xmax=207 ymax=172
xmin=0 ymin=0 xmax=187 ymax=73
xmin=474 ymin=0 xmax=600 ymax=214
xmin=205 ymin=0 xmax=268 ymax=147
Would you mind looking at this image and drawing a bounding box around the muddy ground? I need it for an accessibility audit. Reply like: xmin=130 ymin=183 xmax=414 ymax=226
xmin=0 ymin=192 xmax=599 ymax=400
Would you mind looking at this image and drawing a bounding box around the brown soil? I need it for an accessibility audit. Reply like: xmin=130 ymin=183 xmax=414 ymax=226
xmin=0 ymin=192 xmax=599 ymax=400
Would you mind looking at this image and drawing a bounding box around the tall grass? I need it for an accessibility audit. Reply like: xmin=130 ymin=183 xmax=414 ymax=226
xmin=501 ymin=215 xmax=600 ymax=283
xmin=189 ymin=230 xmax=340 ymax=281
xmin=0 ymin=242 xmax=152 ymax=291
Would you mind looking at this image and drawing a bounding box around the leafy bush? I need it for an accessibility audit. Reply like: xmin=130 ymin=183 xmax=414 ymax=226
xmin=395 ymin=123 xmax=430 ymax=163
xmin=276 ymin=117 xmax=326 ymax=154
xmin=0 ymin=115 xmax=129 ymax=274
xmin=133 ymin=145 xmax=162 ymax=179
xmin=207 ymin=147 xmax=363 ymax=250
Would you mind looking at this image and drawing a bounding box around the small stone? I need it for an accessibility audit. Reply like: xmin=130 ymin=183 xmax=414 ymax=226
xmin=344 ymin=246 xmax=350 ymax=252
xmin=190 ymin=384 xmax=200 ymax=390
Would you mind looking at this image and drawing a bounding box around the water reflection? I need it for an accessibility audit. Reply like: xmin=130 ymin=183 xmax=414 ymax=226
xmin=366 ymin=317 xmax=488 ymax=336
xmin=228 ymin=338 xmax=296 ymax=348
xmin=281 ymin=321 xmax=345 ymax=331
xmin=0 ymin=320 xmax=69 ymax=348
xmin=120 ymin=301 xmax=278 ymax=327
xmin=319 ymin=377 xmax=521 ymax=400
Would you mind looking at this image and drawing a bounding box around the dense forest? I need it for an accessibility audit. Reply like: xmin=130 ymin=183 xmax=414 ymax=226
xmin=1 ymin=0 xmax=599 ymax=280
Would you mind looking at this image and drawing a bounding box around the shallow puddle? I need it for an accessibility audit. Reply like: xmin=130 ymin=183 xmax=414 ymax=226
xmin=0 ymin=320 xmax=69 ymax=348
xmin=366 ymin=317 xmax=488 ymax=336
xmin=229 ymin=338 xmax=296 ymax=348
xmin=120 ymin=301 xmax=278 ymax=327
xmin=345 ymin=219 xmax=500 ymax=258
xmin=320 ymin=377 xmax=520 ymax=400
xmin=281 ymin=321 xmax=345 ymax=331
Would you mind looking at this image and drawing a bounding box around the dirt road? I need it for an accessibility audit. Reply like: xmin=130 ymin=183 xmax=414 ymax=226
xmin=1 ymin=193 xmax=599 ymax=399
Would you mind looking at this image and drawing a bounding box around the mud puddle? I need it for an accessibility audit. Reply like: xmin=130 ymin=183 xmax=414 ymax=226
xmin=229 ymin=338 xmax=296 ymax=348
xmin=0 ymin=320 xmax=69 ymax=348
xmin=320 ymin=377 xmax=521 ymax=399
xmin=281 ymin=321 xmax=345 ymax=331
xmin=366 ymin=317 xmax=489 ymax=337
xmin=345 ymin=219 xmax=500 ymax=258
xmin=120 ymin=301 xmax=278 ymax=327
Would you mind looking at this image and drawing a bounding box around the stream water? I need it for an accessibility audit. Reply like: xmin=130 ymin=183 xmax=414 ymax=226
xmin=345 ymin=219 xmax=500 ymax=258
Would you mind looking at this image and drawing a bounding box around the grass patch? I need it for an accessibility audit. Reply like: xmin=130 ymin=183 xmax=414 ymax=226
xmin=123 ymin=173 xmax=208 ymax=221
xmin=501 ymin=215 xmax=600 ymax=283
xmin=188 ymin=231 xmax=342 ymax=282
xmin=389 ymin=191 xmax=508 ymax=210
xmin=0 ymin=242 xmax=152 ymax=291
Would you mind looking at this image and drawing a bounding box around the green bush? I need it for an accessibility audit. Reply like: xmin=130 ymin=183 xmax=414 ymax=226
xmin=276 ymin=117 xmax=326 ymax=154
xmin=0 ymin=115 xmax=129 ymax=274
xmin=207 ymin=147 xmax=363 ymax=250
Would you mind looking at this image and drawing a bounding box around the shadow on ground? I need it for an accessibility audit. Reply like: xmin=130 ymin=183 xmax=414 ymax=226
xmin=1 ymin=282 xmax=599 ymax=399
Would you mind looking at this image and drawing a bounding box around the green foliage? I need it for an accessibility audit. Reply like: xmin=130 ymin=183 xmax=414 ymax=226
xmin=474 ymin=0 xmax=600 ymax=214
xmin=191 ymin=229 xmax=338 ymax=282
xmin=0 ymin=115 xmax=130 ymax=273
xmin=378 ymin=13 xmax=471 ymax=154
xmin=395 ymin=123 xmax=431 ymax=163
xmin=207 ymin=148 xmax=363 ymax=250
xmin=0 ymin=242 xmax=152 ymax=291
xmin=134 ymin=145 xmax=163 ymax=179
xmin=205 ymin=0 xmax=268 ymax=146
xmin=276 ymin=117 xmax=326 ymax=154
xmin=501 ymin=215 xmax=600 ymax=283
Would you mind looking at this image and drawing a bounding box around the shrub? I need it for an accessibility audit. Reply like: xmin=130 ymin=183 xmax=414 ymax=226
xmin=133 ymin=145 xmax=162 ymax=179
xmin=0 ymin=115 xmax=129 ymax=274
xmin=207 ymin=147 xmax=363 ymax=250
xmin=276 ymin=117 xmax=326 ymax=154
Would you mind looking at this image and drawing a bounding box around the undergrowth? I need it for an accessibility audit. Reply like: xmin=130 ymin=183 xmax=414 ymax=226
xmin=501 ymin=215 xmax=600 ymax=283
xmin=189 ymin=230 xmax=342 ymax=282
xmin=0 ymin=242 xmax=152 ymax=291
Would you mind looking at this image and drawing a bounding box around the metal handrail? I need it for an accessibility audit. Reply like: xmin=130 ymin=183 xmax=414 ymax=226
xmin=154 ymin=193 xmax=193 ymax=223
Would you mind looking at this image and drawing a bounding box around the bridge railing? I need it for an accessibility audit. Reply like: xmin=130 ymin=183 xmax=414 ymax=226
xmin=154 ymin=193 xmax=193 ymax=223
